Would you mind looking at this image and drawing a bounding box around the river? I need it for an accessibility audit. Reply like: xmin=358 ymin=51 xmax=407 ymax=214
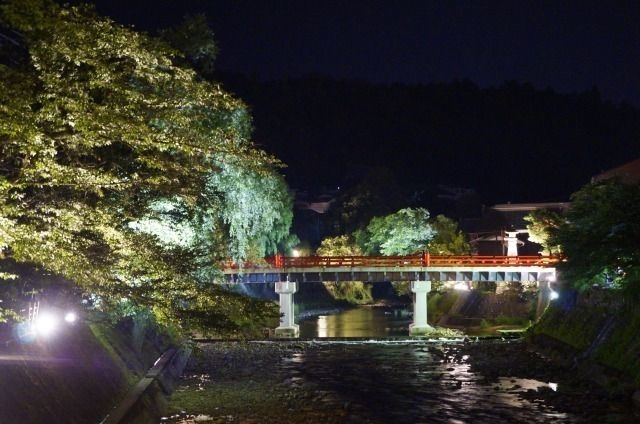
xmin=298 ymin=305 xmax=412 ymax=338
xmin=166 ymin=307 xmax=639 ymax=423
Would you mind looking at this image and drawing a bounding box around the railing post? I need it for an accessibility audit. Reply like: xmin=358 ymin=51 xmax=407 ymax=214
xmin=275 ymin=253 xmax=284 ymax=268
xmin=421 ymin=251 xmax=430 ymax=267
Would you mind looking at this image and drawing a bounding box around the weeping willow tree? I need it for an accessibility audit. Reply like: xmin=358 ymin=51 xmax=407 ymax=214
xmin=0 ymin=0 xmax=294 ymax=334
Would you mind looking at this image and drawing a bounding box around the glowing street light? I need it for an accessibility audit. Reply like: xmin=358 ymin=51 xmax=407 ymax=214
xmin=21 ymin=309 xmax=79 ymax=342
xmin=34 ymin=312 xmax=59 ymax=337
xmin=64 ymin=311 xmax=77 ymax=323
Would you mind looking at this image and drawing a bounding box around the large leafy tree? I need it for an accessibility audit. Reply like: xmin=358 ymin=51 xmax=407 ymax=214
xmin=524 ymin=208 xmax=563 ymax=255
xmin=427 ymin=215 xmax=471 ymax=255
xmin=159 ymin=14 xmax=218 ymax=77
xmin=316 ymin=235 xmax=362 ymax=256
xmin=205 ymin=160 xmax=297 ymax=261
xmin=0 ymin=0 xmax=291 ymax=333
xmin=356 ymin=208 xmax=435 ymax=255
xmin=549 ymin=179 xmax=640 ymax=294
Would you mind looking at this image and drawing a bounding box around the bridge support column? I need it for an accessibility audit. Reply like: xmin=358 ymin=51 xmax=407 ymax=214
xmin=410 ymin=280 xmax=433 ymax=336
xmin=274 ymin=281 xmax=299 ymax=338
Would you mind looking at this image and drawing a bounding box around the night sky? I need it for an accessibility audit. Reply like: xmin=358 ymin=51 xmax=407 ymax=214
xmin=72 ymin=0 xmax=640 ymax=206
xmin=88 ymin=0 xmax=640 ymax=107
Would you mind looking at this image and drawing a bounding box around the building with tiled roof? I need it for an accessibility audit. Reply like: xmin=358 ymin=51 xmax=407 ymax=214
xmin=592 ymin=158 xmax=640 ymax=184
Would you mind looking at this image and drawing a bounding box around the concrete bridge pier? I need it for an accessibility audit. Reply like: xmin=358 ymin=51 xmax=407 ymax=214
xmin=410 ymin=280 xmax=433 ymax=336
xmin=274 ymin=281 xmax=299 ymax=338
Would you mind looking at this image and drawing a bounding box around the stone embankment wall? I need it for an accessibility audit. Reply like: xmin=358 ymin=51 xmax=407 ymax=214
xmin=529 ymin=289 xmax=640 ymax=402
xmin=432 ymin=285 xmax=538 ymax=328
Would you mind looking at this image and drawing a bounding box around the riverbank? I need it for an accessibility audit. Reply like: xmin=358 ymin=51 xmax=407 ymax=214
xmin=164 ymin=339 xmax=639 ymax=423
xmin=164 ymin=341 xmax=337 ymax=423
xmin=528 ymin=288 xmax=640 ymax=404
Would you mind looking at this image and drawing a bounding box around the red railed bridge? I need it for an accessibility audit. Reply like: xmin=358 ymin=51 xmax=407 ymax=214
xmin=222 ymin=253 xmax=559 ymax=337
xmin=221 ymin=253 xmax=559 ymax=284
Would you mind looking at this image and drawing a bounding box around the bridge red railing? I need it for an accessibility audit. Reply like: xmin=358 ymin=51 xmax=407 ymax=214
xmin=223 ymin=254 xmax=560 ymax=270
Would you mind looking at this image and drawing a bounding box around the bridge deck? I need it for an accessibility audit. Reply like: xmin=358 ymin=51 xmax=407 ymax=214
xmin=222 ymin=254 xmax=558 ymax=284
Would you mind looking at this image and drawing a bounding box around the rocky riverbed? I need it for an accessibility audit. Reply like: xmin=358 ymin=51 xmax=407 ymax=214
xmin=163 ymin=341 xmax=349 ymax=423
xmin=163 ymin=339 xmax=639 ymax=423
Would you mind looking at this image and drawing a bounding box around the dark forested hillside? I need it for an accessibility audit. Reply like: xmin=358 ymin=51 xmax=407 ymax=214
xmin=219 ymin=74 xmax=640 ymax=206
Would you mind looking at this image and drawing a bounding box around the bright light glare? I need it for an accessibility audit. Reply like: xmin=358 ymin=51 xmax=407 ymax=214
xmin=34 ymin=312 xmax=58 ymax=337
xmin=548 ymin=382 xmax=558 ymax=391
xmin=317 ymin=315 xmax=328 ymax=338
xmin=292 ymin=249 xmax=300 ymax=257
xmin=64 ymin=312 xmax=77 ymax=323
xmin=549 ymin=289 xmax=559 ymax=300
xmin=453 ymin=282 xmax=469 ymax=291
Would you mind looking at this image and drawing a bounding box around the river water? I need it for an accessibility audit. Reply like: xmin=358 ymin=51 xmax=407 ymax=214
xmin=167 ymin=307 xmax=639 ymax=423
xmin=271 ymin=339 xmax=638 ymax=423
xmin=298 ymin=306 xmax=412 ymax=338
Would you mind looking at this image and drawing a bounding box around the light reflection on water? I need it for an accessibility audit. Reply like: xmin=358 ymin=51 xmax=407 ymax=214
xmin=282 ymin=307 xmax=638 ymax=423
xmin=275 ymin=340 xmax=638 ymax=423
xmin=299 ymin=306 xmax=412 ymax=338
xmin=275 ymin=342 xmax=578 ymax=423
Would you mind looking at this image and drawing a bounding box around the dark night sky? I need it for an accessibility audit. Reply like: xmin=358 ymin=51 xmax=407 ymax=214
xmin=70 ymin=0 xmax=640 ymax=208
xmin=88 ymin=0 xmax=640 ymax=107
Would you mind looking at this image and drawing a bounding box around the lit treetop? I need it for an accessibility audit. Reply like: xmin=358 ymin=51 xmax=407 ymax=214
xmin=0 ymin=0 xmax=291 ymax=332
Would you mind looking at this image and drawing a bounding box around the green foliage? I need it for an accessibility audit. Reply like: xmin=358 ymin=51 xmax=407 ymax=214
xmin=479 ymin=319 xmax=492 ymax=329
xmin=391 ymin=281 xmax=411 ymax=297
xmin=532 ymin=302 xmax=610 ymax=351
xmin=322 ymin=281 xmax=373 ymax=304
xmin=316 ymin=237 xmax=367 ymax=303
xmin=316 ymin=235 xmax=362 ymax=256
xmin=206 ymin=161 xmax=296 ymax=262
xmin=593 ymin=303 xmax=640 ymax=385
xmin=524 ymin=209 xmax=563 ymax=254
xmin=420 ymin=327 xmax=465 ymax=338
xmin=160 ymin=14 xmax=218 ymax=77
xmin=357 ymin=207 xmax=435 ymax=255
xmin=427 ymin=290 xmax=459 ymax=323
xmin=533 ymin=291 xmax=640 ymax=387
xmin=478 ymin=316 xmax=530 ymax=329
xmin=550 ymin=179 xmax=640 ymax=293
xmin=0 ymin=307 xmax=19 ymax=323
xmin=427 ymin=215 xmax=471 ymax=255
xmin=0 ymin=0 xmax=289 ymax=334
xmin=494 ymin=315 xmax=528 ymax=326
xmin=475 ymin=281 xmax=497 ymax=292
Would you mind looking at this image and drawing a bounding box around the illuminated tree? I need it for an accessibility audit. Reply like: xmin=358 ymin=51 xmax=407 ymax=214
xmin=524 ymin=208 xmax=563 ymax=255
xmin=316 ymin=235 xmax=362 ymax=256
xmin=160 ymin=14 xmax=218 ymax=77
xmin=550 ymin=179 xmax=640 ymax=294
xmin=427 ymin=215 xmax=471 ymax=255
xmin=205 ymin=160 xmax=298 ymax=261
xmin=0 ymin=0 xmax=291 ymax=333
xmin=356 ymin=208 xmax=435 ymax=255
